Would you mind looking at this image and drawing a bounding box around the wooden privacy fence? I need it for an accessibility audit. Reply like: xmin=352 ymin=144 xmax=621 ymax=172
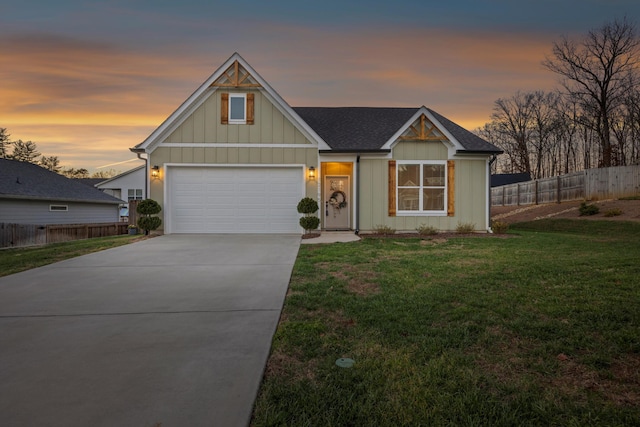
xmin=492 ymin=165 xmax=640 ymax=206
xmin=1 ymin=222 xmax=129 ymax=249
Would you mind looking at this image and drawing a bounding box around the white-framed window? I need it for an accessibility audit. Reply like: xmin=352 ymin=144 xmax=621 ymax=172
xmin=229 ymin=93 xmax=247 ymax=124
xmin=397 ymin=161 xmax=447 ymax=214
xmin=128 ymin=189 xmax=143 ymax=201
xmin=49 ymin=205 xmax=68 ymax=212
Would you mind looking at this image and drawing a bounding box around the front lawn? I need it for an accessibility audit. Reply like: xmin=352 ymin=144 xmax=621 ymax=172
xmin=252 ymin=220 xmax=640 ymax=426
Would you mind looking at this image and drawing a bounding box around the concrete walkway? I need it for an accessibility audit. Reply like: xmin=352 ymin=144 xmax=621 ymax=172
xmin=0 ymin=234 xmax=300 ymax=427
xmin=301 ymin=231 xmax=361 ymax=244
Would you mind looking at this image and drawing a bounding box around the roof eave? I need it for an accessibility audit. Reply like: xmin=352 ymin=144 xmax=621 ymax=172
xmin=0 ymin=194 xmax=122 ymax=205
xmin=319 ymin=149 xmax=391 ymax=154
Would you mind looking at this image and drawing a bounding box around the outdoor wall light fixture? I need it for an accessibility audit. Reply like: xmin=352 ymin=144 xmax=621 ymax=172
xmin=308 ymin=166 xmax=316 ymax=180
xmin=151 ymin=165 xmax=160 ymax=179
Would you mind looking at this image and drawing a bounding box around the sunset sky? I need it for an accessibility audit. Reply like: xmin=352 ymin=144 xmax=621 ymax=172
xmin=2 ymin=1 xmax=639 ymax=173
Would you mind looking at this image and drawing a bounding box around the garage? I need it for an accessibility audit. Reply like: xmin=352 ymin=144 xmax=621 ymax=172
xmin=167 ymin=166 xmax=304 ymax=234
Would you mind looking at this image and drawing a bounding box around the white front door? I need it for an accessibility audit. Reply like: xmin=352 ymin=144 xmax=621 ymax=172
xmin=324 ymin=175 xmax=350 ymax=230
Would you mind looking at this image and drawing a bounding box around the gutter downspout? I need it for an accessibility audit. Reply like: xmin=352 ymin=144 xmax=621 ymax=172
xmin=355 ymin=154 xmax=360 ymax=235
xmin=135 ymin=152 xmax=149 ymax=199
xmin=487 ymin=154 xmax=498 ymax=232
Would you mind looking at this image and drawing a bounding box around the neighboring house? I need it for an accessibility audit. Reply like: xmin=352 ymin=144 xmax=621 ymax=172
xmin=0 ymin=159 xmax=122 ymax=224
xmin=131 ymin=53 xmax=502 ymax=234
xmin=95 ymin=165 xmax=146 ymax=202
xmin=491 ymin=173 xmax=532 ymax=187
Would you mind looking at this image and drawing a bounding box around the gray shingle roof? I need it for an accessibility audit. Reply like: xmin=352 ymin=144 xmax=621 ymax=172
xmin=0 ymin=159 xmax=122 ymax=204
xmin=293 ymin=106 xmax=502 ymax=154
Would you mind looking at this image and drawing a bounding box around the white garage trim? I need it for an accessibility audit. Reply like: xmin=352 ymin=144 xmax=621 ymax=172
xmin=164 ymin=164 xmax=305 ymax=234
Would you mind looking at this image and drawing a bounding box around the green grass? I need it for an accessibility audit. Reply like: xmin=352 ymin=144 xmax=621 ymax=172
xmin=252 ymin=220 xmax=640 ymax=426
xmin=0 ymin=235 xmax=143 ymax=277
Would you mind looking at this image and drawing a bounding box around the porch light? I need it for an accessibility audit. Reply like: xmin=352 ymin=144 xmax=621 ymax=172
xmin=308 ymin=166 xmax=316 ymax=180
xmin=151 ymin=165 xmax=160 ymax=179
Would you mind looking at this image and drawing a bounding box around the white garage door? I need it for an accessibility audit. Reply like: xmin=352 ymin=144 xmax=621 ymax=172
xmin=168 ymin=166 xmax=303 ymax=234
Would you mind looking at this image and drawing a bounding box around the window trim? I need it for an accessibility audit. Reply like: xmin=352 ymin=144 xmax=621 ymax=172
xmin=396 ymin=160 xmax=447 ymax=216
xmin=228 ymin=93 xmax=247 ymax=124
xmin=49 ymin=204 xmax=68 ymax=212
xmin=127 ymin=189 xmax=143 ymax=201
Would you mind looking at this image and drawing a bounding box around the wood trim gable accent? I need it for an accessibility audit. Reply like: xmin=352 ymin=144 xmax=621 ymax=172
xmin=447 ymin=160 xmax=455 ymax=216
xmin=246 ymin=93 xmax=255 ymax=125
xmin=388 ymin=160 xmax=396 ymax=217
xmin=399 ymin=114 xmax=447 ymax=142
xmin=210 ymin=60 xmax=262 ymax=88
xmin=220 ymin=93 xmax=229 ymax=124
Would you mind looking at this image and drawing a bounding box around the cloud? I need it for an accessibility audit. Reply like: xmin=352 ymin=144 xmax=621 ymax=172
xmin=0 ymin=25 xmax=561 ymax=170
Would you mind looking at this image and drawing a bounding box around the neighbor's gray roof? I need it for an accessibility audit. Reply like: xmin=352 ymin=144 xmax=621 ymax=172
xmin=0 ymin=159 xmax=122 ymax=204
xmin=293 ymin=107 xmax=502 ymax=154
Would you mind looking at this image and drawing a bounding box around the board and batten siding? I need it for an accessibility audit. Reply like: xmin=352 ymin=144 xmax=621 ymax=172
xmin=148 ymin=146 xmax=319 ymax=227
xmin=0 ymin=199 xmax=119 ymax=225
xmin=165 ymin=90 xmax=310 ymax=145
xmin=359 ymin=141 xmax=488 ymax=232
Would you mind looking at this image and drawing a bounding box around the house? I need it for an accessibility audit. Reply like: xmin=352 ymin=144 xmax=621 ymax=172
xmin=491 ymin=172 xmax=531 ymax=187
xmin=0 ymin=158 xmax=122 ymax=224
xmin=131 ymin=53 xmax=502 ymax=234
xmin=95 ymin=165 xmax=146 ymax=202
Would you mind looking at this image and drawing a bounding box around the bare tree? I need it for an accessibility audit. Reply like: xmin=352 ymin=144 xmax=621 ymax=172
xmin=11 ymin=140 xmax=41 ymax=163
xmin=543 ymin=18 xmax=640 ymax=167
xmin=491 ymin=91 xmax=535 ymax=176
xmin=40 ymin=155 xmax=61 ymax=172
xmin=0 ymin=128 xmax=10 ymax=158
xmin=61 ymin=168 xmax=90 ymax=178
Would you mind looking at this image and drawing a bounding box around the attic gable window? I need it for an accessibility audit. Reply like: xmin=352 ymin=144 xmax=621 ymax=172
xmin=221 ymin=93 xmax=255 ymax=125
xmin=229 ymin=94 xmax=246 ymax=124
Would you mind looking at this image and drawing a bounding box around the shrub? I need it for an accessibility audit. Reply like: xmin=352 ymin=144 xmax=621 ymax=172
xmin=579 ymin=202 xmax=599 ymax=216
xmin=136 ymin=199 xmax=161 ymax=215
xmin=299 ymin=216 xmax=320 ymax=232
xmin=297 ymin=197 xmax=320 ymax=234
xmin=491 ymin=220 xmax=509 ymax=234
xmin=604 ymin=208 xmax=623 ymax=217
xmin=416 ymin=224 xmax=438 ymax=235
xmin=373 ymin=224 xmax=396 ymax=235
xmin=297 ymin=197 xmax=319 ymax=214
xmin=136 ymin=198 xmax=162 ymax=234
xmin=138 ymin=216 xmax=162 ymax=232
xmin=456 ymin=222 xmax=476 ymax=233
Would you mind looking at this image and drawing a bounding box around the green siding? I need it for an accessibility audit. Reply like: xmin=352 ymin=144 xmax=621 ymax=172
xmin=148 ymin=146 xmax=319 ymax=230
xmin=165 ymin=90 xmax=312 ymax=145
xmin=358 ymin=141 xmax=489 ymax=232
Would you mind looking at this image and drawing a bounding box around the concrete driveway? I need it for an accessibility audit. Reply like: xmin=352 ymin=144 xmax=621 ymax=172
xmin=0 ymin=234 xmax=300 ymax=427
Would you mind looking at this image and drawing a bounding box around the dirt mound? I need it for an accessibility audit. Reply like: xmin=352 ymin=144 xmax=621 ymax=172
xmin=492 ymin=199 xmax=640 ymax=224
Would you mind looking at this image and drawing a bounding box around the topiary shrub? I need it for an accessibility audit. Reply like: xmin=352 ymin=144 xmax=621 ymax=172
xmin=297 ymin=197 xmax=319 ymax=215
xmin=579 ymin=201 xmax=599 ymax=216
xmin=297 ymin=197 xmax=320 ymax=234
xmin=136 ymin=199 xmax=162 ymax=234
xmin=299 ymin=216 xmax=320 ymax=232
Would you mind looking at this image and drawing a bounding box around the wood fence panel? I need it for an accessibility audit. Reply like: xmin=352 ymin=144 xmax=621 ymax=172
xmin=492 ymin=165 xmax=640 ymax=207
xmin=0 ymin=223 xmax=47 ymax=248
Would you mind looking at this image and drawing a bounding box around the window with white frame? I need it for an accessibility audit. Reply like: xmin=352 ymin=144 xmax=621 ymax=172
xmin=128 ymin=189 xmax=143 ymax=201
xmin=49 ymin=204 xmax=68 ymax=212
xmin=397 ymin=161 xmax=447 ymax=213
xmin=229 ymin=93 xmax=246 ymax=124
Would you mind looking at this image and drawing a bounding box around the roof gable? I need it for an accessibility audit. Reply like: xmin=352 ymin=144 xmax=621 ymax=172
xmin=0 ymin=159 xmax=122 ymax=204
xmin=294 ymin=106 xmax=502 ymax=155
xmin=133 ymin=53 xmax=329 ymax=152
